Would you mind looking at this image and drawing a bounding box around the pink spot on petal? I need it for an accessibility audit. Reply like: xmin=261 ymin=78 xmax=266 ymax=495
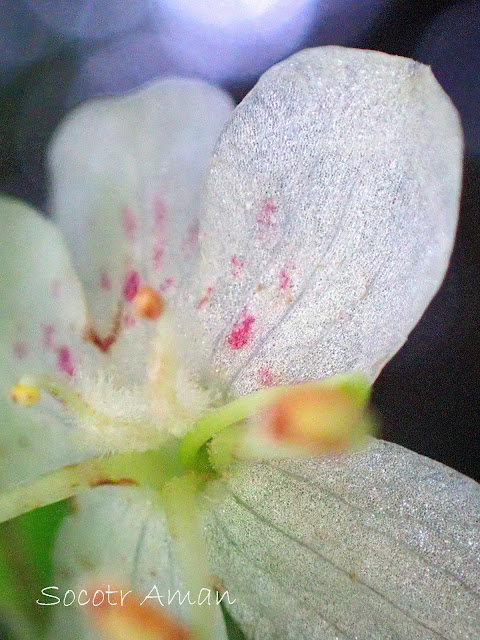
xmin=159 ymin=277 xmax=174 ymax=292
xmin=257 ymin=200 xmax=278 ymax=231
xmin=57 ymin=346 xmax=75 ymax=377
xmin=227 ymin=314 xmax=255 ymax=350
xmin=122 ymin=206 xmax=137 ymax=244
xmin=123 ymin=270 xmax=140 ymax=302
xmin=186 ymin=219 xmax=199 ymax=248
xmin=152 ymin=240 xmax=164 ymax=271
xmin=153 ymin=197 xmax=167 ymax=226
xmin=123 ymin=313 xmax=137 ymax=328
xmin=100 ymin=270 xmax=112 ymax=290
xmin=231 ymin=255 xmax=245 ymax=278
xmin=197 ymin=286 xmax=213 ymax=310
xmin=42 ymin=324 xmax=56 ymax=350
xmin=51 ymin=279 xmax=61 ymax=299
xmin=279 ymin=268 xmax=290 ymax=290
xmin=13 ymin=341 xmax=28 ymax=360
xmin=257 ymin=366 xmax=276 ymax=388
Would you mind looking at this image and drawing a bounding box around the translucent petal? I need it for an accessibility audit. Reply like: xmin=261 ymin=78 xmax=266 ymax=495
xmin=177 ymin=47 xmax=462 ymax=397
xmin=205 ymin=440 xmax=480 ymax=639
xmin=49 ymin=78 xmax=233 ymax=337
xmin=48 ymin=488 xmax=228 ymax=640
xmin=0 ymin=197 xmax=87 ymax=485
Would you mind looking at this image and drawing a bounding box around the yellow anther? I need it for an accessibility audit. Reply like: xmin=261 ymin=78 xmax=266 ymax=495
xmin=9 ymin=383 xmax=41 ymax=407
xmin=132 ymin=286 xmax=165 ymax=320
xmin=264 ymin=384 xmax=370 ymax=454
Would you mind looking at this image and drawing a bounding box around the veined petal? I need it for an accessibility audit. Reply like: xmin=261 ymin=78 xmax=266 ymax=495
xmin=48 ymin=488 xmax=228 ymax=640
xmin=204 ymin=440 xmax=480 ymax=639
xmin=49 ymin=78 xmax=234 ymax=339
xmin=0 ymin=196 xmax=87 ymax=485
xmin=177 ymin=47 xmax=462 ymax=396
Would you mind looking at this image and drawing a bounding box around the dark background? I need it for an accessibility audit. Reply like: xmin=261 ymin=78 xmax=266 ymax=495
xmin=1 ymin=0 xmax=479 ymax=480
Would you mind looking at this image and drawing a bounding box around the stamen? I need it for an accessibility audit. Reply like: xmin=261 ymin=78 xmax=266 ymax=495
xmin=132 ymin=286 xmax=165 ymax=320
xmin=88 ymin=583 xmax=191 ymax=640
xmin=262 ymin=383 xmax=371 ymax=454
xmin=9 ymin=374 xmax=95 ymax=418
xmin=177 ymin=386 xmax=284 ymax=469
xmin=162 ymin=474 xmax=220 ymax=640
xmin=0 ymin=450 xmax=171 ymax=525
xmin=178 ymin=373 xmax=375 ymax=470
xmin=9 ymin=383 xmax=41 ymax=407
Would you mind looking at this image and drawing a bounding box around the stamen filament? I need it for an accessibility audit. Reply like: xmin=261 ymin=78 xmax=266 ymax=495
xmin=161 ymin=474 xmax=222 ymax=640
xmin=178 ymin=373 xmax=373 ymax=470
xmin=177 ymin=386 xmax=287 ymax=469
xmin=0 ymin=451 xmax=169 ymax=526
xmin=13 ymin=374 xmax=97 ymax=418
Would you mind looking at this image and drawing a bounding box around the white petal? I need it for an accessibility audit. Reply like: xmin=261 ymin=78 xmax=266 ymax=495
xmin=177 ymin=47 xmax=462 ymax=396
xmin=49 ymin=77 xmax=233 ymax=337
xmin=48 ymin=487 xmax=228 ymax=640
xmin=0 ymin=196 xmax=87 ymax=485
xmin=205 ymin=440 xmax=480 ymax=639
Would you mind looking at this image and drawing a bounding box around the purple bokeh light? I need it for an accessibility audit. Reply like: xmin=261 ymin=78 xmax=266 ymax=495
xmin=23 ymin=0 xmax=150 ymax=41
xmin=415 ymin=1 xmax=480 ymax=157
xmin=151 ymin=0 xmax=391 ymax=83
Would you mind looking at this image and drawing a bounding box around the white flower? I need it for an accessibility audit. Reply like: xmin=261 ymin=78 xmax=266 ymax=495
xmin=1 ymin=47 xmax=478 ymax=640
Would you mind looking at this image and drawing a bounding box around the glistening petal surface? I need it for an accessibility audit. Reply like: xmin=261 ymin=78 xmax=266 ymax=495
xmin=0 ymin=197 xmax=87 ymax=485
xmin=205 ymin=440 xmax=480 ymax=639
xmin=49 ymin=78 xmax=234 ymax=337
xmin=48 ymin=488 xmax=228 ymax=640
xmin=177 ymin=47 xmax=462 ymax=396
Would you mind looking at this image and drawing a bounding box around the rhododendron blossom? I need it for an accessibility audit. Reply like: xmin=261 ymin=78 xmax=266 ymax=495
xmin=0 ymin=47 xmax=479 ymax=640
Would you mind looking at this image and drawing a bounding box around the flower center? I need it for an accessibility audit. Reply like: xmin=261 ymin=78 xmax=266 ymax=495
xmin=7 ymin=313 xmax=376 ymax=640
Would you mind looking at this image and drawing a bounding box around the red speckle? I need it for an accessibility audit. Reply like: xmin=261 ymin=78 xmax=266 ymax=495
xmin=13 ymin=341 xmax=28 ymax=360
xmin=100 ymin=270 xmax=112 ymax=290
xmin=152 ymin=198 xmax=166 ymax=270
xmin=153 ymin=198 xmax=167 ymax=226
xmin=257 ymin=200 xmax=278 ymax=232
xmin=159 ymin=277 xmax=174 ymax=292
xmin=51 ymin=279 xmax=61 ymax=299
xmin=84 ymin=309 xmax=122 ymax=353
xmin=91 ymin=477 xmax=138 ymax=488
xmin=152 ymin=240 xmax=164 ymax=271
xmin=57 ymin=346 xmax=75 ymax=376
xmin=122 ymin=206 xmax=137 ymax=244
xmin=123 ymin=270 xmax=140 ymax=301
xmin=186 ymin=219 xmax=199 ymax=247
xmin=279 ymin=268 xmax=290 ymax=290
xmin=197 ymin=286 xmax=213 ymax=310
xmin=227 ymin=314 xmax=255 ymax=350
xmin=42 ymin=324 xmax=56 ymax=350
xmin=231 ymin=255 xmax=245 ymax=278
xmin=257 ymin=366 xmax=275 ymax=387
xmin=123 ymin=313 xmax=137 ymax=328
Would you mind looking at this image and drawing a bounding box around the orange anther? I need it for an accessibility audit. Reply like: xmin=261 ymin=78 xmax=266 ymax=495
xmin=266 ymin=385 xmax=366 ymax=454
xmin=132 ymin=286 xmax=165 ymax=320
xmin=88 ymin=585 xmax=191 ymax=640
